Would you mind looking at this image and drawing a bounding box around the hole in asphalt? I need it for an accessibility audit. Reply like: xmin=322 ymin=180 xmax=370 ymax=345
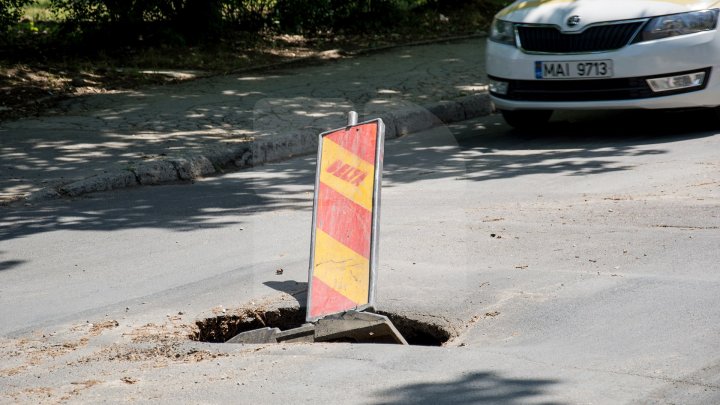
xmin=192 ymin=306 xmax=305 ymax=344
xmin=375 ymin=310 xmax=453 ymax=346
xmin=192 ymin=307 xmax=451 ymax=346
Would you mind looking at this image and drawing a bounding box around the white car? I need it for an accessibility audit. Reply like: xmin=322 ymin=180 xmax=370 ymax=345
xmin=486 ymin=0 xmax=720 ymax=129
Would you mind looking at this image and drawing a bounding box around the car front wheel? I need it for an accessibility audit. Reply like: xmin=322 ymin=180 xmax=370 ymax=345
xmin=499 ymin=109 xmax=553 ymax=130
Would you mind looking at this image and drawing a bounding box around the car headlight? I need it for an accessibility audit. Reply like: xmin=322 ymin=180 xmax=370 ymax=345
xmin=490 ymin=18 xmax=516 ymax=46
xmin=636 ymin=9 xmax=719 ymax=42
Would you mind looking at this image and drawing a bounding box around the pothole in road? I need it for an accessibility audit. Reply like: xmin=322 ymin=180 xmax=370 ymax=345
xmin=192 ymin=306 xmax=451 ymax=346
xmin=192 ymin=306 xmax=304 ymax=344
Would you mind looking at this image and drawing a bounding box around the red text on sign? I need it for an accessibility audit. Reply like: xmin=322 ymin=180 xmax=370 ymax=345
xmin=326 ymin=160 xmax=368 ymax=186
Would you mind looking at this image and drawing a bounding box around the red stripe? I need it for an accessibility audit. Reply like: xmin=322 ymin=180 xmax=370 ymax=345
xmin=310 ymin=276 xmax=359 ymax=318
xmin=316 ymin=182 xmax=371 ymax=259
xmin=325 ymin=122 xmax=378 ymax=165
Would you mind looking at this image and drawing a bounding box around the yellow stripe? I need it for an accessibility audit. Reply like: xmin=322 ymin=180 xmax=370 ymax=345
xmin=319 ymin=138 xmax=375 ymax=212
xmin=313 ymin=229 xmax=370 ymax=305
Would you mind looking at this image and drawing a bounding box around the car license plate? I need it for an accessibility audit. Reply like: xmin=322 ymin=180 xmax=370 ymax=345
xmin=535 ymin=60 xmax=613 ymax=79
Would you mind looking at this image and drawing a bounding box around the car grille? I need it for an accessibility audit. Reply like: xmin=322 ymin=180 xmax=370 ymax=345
xmin=489 ymin=69 xmax=712 ymax=102
xmin=517 ymin=22 xmax=645 ymax=53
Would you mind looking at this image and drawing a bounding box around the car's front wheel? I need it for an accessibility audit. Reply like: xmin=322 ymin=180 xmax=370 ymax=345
xmin=499 ymin=109 xmax=553 ymax=130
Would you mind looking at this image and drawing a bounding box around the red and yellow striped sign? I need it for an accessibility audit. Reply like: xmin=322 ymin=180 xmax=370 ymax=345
xmin=307 ymin=119 xmax=384 ymax=321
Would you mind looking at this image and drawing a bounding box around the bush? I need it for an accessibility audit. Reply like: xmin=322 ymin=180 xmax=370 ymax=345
xmin=274 ymin=0 xmax=423 ymax=34
xmin=0 ymin=0 xmax=33 ymax=33
xmin=48 ymin=0 xmax=223 ymax=40
xmin=223 ymin=0 xmax=276 ymax=31
xmin=2 ymin=0 xmax=505 ymax=53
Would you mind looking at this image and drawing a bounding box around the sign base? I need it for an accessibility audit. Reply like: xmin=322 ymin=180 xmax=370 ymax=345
xmin=226 ymin=311 xmax=407 ymax=345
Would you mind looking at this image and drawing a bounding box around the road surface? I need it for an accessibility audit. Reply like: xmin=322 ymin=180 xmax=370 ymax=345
xmin=1 ymin=110 xmax=719 ymax=404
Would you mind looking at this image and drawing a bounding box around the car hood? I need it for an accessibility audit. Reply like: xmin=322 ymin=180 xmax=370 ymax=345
xmin=497 ymin=0 xmax=720 ymax=31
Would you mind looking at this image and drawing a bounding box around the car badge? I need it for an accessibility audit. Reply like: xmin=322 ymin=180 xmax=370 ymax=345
xmin=567 ymin=15 xmax=581 ymax=27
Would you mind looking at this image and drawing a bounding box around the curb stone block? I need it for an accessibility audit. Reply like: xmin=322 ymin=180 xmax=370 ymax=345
xmin=428 ymin=100 xmax=466 ymax=123
xmin=458 ymin=93 xmax=493 ymax=119
xmin=133 ymin=161 xmax=179 ymax=185
xmin=233 ymin=149 xmax=252 ymax=168
xmin=171 ymin=155 xmax=216 ymax=180
xmin=374 ymin=113 xmax=398 ymax=139
xmin=393 ymin=107 xmax=443 ymax=137
xmin=59 ymin=170 xmax=138 ymax=197
xmin=250 ymin=131 xmax=318 ymax=166
xmin=26 ymin=188 xmax=62 ymax=202
xmin=204 ymin=144 xmax=251 ymax=169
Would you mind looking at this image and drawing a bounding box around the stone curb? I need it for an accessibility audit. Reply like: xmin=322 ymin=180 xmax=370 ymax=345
xmin=25 ymin=92 xmax=492 ymax=203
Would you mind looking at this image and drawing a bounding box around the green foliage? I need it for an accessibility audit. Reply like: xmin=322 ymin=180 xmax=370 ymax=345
xmin=45 ymin=0 xmax=225 ymax=44
xmin=424 ymin=0 xmax=511 ymax=14
xmin=2 ymin=0 xmax=506 ymax=53
xmin=50 ymin=0 xmax=175 ymax=24
xmin=274 ymin=0 xmax=430 ymax=33
xmin=43 ymin=0 xmax=453 ymax=37
xmin=22 ymin=0 xmax=56 ymax=21
xmin=223 ymin=0 xmax=276 ymax=31
xmin=273 ymin=0 xmax=331 ymax=33
xmin=1 ymin=0 xmax=33 ymax=33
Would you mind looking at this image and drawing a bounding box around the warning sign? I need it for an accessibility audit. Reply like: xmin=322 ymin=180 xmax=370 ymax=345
xmin=307 ymin=117 xmax=385 ymax=322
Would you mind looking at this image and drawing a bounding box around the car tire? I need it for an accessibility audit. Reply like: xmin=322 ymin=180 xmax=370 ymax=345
xmin=500 ymin=109 xmax=553 ymax=130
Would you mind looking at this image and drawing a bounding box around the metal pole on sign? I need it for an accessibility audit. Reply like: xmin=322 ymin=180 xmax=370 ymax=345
xmin=348 ymin=111 xmax=359 ymax=126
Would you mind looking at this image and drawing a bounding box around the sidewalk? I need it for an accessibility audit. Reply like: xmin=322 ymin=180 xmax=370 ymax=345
xmin=0 ymin=37 xmax=492 ymax=205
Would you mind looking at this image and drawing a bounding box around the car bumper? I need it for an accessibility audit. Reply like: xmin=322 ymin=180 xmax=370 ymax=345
xmin=486 ymin=30 xmax=720 ymax=110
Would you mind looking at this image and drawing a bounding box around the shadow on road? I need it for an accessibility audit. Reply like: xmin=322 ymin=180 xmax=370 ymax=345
xmin=0 ymin=155 xmax=318 ymax=242
xmin=386 ymin=108 xmax=718 ymax=185
xmin=0 ymin=259 xmax=24 ymax=271
xmin=0 ymin=40 xmax=484 ymax=200
xmin=1 ymin=108 xmax=717 ymax=244
xmin=373 ymin=371 xmax=563 ymax=405
xmin=263 ymin=280 xmax=308 ymax=306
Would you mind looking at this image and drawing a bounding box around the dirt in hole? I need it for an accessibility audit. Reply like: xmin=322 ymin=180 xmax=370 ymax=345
xmin=192 ymin=306 xmax=305 ymax=344
xmin=192 ymin=307 xmax=451 ymax=346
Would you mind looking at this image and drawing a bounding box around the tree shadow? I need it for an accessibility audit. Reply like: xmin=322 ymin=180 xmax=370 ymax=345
xmin=373 ymin=371 xmax=564 ymax=405
xmin=384 ymin=108 xmax=717 ymax=186
xmin=0 ymin=39 xmax=486 ymax=200
xmin=0 ymin=155 xmax=318 ymax=242
xmin=1 ymin=107 xmax=717 ymax=244
xmin=0 ymin=259 xmax=24 ymax=271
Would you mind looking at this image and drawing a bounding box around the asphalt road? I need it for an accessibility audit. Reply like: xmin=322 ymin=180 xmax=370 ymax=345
xmin=1 ymin=110 xmax=719 ymax=404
